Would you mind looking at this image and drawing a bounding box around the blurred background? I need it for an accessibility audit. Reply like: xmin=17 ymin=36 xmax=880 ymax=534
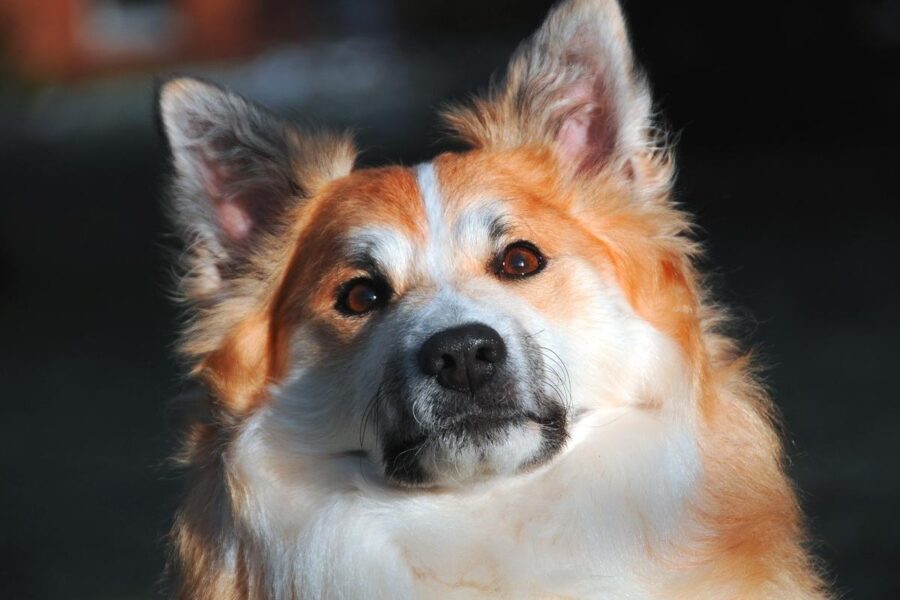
xmin=0 ymin=0 xmax=898 ymax=598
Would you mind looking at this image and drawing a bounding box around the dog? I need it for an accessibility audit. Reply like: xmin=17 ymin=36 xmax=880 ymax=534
xmin=157 ymin=0 xmax=827 ymax=597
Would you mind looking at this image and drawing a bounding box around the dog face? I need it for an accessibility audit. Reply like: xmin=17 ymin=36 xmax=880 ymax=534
xmin=263 ymin=153 xmax=654 ymax=487
xmin=276 ymin=158 xmax=580 ymax=486
xmin=159 ymin=0 xmax=689 ymax=489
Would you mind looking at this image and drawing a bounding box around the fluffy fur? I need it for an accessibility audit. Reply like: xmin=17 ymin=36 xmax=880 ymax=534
xmin=158 ymin=1 xmax=827 ymax=597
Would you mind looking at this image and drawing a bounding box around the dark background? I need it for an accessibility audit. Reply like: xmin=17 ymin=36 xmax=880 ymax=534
xmin=1 ymin=1 xmax=898 ymax=598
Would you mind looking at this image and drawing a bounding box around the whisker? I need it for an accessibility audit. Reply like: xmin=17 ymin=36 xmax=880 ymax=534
xmin=533 ymin=344 xmax=574 ymax=415
xmin=388 ymin=437 xmax=430 ymax=479
xmin=534 ymin=345 xmax=565 ymax=376
xmin=540 ymin=358 xmax=568 ymax=392
xmin=541 ymin=346 xmax=573 ymax=396
xmin=358 ymin=382 xmax=384 ymax=449
xmin=541 ymin=369 xmax=567 ymax=404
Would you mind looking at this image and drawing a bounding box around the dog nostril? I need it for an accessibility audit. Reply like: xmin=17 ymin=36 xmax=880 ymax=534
xmin=475 ymin=345 xmax=499 ymax=363
xmin=440 ymin=354 xmax=456 ymax=371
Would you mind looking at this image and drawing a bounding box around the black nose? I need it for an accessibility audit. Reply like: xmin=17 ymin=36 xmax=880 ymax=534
xmin=418 ymin=323 xmax=508 ymax=393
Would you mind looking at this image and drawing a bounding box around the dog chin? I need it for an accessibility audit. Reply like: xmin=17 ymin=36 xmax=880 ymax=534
xmin=381 ymin=407 xmax=568 ymax=488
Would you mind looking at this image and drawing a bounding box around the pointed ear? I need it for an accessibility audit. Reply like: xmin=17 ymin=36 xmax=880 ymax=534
xmin=443 ymin=0 xmax=656 ymax=178
xmin=157 ymin=77 xmax=356 ymax=300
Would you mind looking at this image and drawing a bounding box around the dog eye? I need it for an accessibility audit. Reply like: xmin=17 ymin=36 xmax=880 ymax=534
xmin=497 ymin=242 xmax=545 ymax=279
xmin=336 ymin=278 xmax=389 ymax=316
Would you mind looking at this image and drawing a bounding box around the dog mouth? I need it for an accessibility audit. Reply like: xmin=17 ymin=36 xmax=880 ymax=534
xmin=380 ymin=405 xmax=568 ymax=487
xmin=432 ymin=408 xmax=529 ymax=435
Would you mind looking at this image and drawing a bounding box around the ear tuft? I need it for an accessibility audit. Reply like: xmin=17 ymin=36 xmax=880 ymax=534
xmin=442 ymin=0 xmax=656 ymax=178
xmin=159 ymin=77 xmax=297 ymax=248
xmin=157 ymin=77 xmax=356 ymax=300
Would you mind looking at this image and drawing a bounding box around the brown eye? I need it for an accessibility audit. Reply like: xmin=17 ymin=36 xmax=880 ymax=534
xmin=498 ymin=242 xmax=545 ymax=279
xmin=336 ymin=278 xmax=390 ymax=316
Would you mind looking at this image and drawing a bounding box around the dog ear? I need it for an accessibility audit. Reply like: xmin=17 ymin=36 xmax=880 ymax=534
xmin=157 ymin=77 xmax=356 ymax=300
xmin=443 ymin=0 xmax=656 ymax=179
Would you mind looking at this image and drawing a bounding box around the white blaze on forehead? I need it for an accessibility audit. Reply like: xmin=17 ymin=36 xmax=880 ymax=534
xmin=415 ymin=162 xmax=507 ymax=284
xmin=415 ymin=162 xmax=451 ymax=283
xmin=416 ymin=162 xmax=446 ymax=239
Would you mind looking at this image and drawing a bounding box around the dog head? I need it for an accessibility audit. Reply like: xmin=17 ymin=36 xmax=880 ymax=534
xmin=159 ymin=0 xmax=695 ymax=488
